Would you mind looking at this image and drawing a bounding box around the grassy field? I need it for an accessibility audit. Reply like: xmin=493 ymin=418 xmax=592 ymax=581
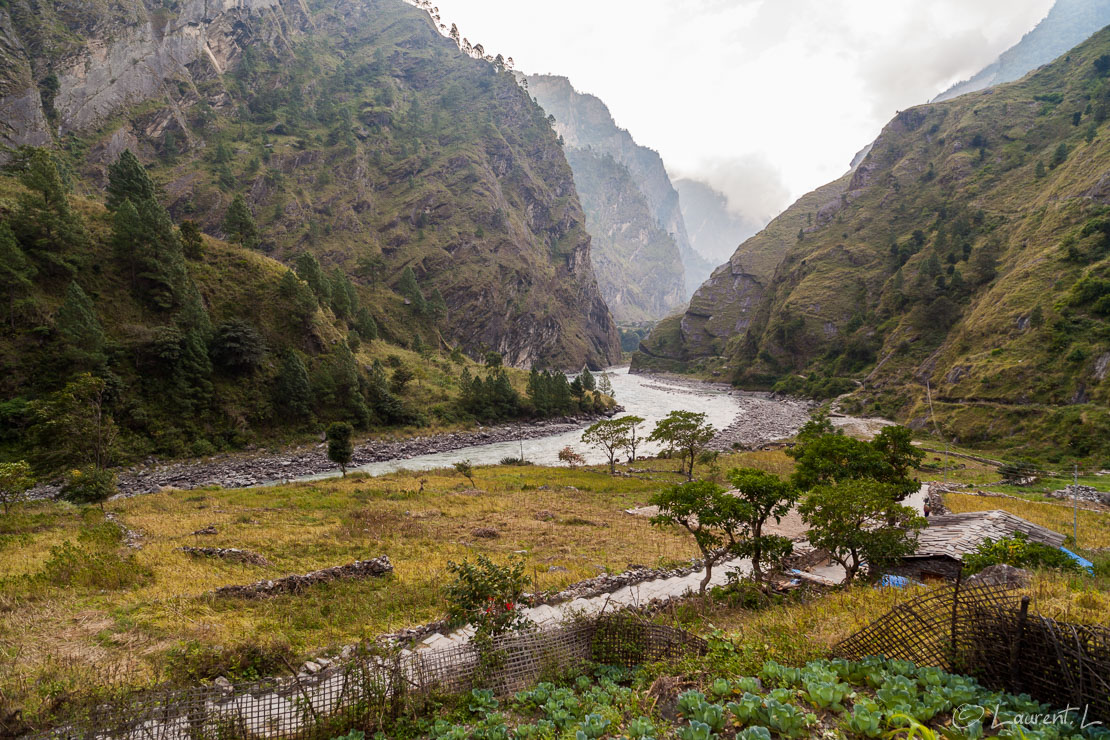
xmin=0 ymin=452 xmax=787 ymax=721
xmin=2 ymin=439 xmax=1106 ymax=727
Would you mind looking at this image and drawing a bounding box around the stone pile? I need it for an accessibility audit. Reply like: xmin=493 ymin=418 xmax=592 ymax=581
xmin=179 ymin=546 xmax=272 ymax=566
xmin=1050 ymin=484 xmax=1109 ymax=505
xmin=213 ymin=556 xmax=393 ymax=598
xmin=710 ymin=394 xmax=814 ymax=451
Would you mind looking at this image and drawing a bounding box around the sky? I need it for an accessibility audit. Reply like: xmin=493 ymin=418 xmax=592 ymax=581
xmin=435 ymin=0 xmax=1056 ymax=225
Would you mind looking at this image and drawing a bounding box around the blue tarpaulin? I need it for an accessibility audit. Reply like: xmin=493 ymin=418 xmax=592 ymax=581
xmin=1060 ymin=547 xmax=1095 ymax=574
xmin=878 ymin=574 xmax=914 ymax=588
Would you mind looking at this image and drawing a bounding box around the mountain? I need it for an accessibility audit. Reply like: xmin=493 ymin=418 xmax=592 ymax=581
xmin=674 ymin=177 xmax=764 ymax=266
xmin=638 ymin=27 xmax=1110 ymax=461
xmin=935 ymin=0 xmax=1110 ymax=102
xmin=0 ymin=0 xmax=619 ymax=370
xmin=525 ymin=74 xmax=710 ymax=303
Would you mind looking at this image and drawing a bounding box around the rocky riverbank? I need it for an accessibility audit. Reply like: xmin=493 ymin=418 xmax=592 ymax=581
xmin=710 ymin=394 xmax=815 ymax=450
xmin=30 ymin=414 xmax=614 ymax=500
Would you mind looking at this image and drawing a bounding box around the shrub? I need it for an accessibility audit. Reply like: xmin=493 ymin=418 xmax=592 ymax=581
xmin=443 ymin=554 xmax=532 ymax=639
xmin=164 ymin=638 xmax=296 ymax=683
xmin=963 ymin=533 xmax=1084 ymax=574
xmin=59 ymin=465 xmax=117 ymax=508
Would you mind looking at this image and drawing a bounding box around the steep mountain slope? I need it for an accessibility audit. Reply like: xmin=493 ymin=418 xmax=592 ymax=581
xmin=526 ymin=74 xmax=711 ymax=300
xmin=935 ymin=0 xmax=1110 ymax=102
xmin=564 ymin=148 xmax=684 ymax=322
xmin=640 ymin=28 xmax=1110 ymax=461
xmin=0 ymin=0 xmax=619 ymax=369
xmin=674 ymin=177 xmax=763 ymax=265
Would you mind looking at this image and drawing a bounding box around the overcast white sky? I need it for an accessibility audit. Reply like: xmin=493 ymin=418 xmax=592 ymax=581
xmin=438 ymin=0 xmax=1056 ymax=224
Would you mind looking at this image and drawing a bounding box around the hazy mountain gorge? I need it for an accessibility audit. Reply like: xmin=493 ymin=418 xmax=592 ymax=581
xmin=638 ymin=27 xmax=1110 ymax=461
xmin=525 ymin=74 xmax=713 ymax=302
xmin=674 ymin=177 xmax=763 ymax=266
xmin=0 ymin=0 xmax=619 ymax=370
xmin=935 ymin=0 xmax=1110 ymax=102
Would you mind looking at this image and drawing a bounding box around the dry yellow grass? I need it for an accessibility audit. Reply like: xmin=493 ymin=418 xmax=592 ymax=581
xmin=0 ymin=452 xmax=788 ymax=719
xmin=943 ymin=492 xmax=1110 ymax=549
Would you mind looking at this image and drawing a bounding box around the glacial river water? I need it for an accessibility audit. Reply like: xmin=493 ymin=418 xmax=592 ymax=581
xmin=303 ymin=367 xmax=744 ymax=479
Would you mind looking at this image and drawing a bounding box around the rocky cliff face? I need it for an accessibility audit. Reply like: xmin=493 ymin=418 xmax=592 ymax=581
xmin=934 ymin=0 xmax=1110 ymax=102
xmin=0 ymin=0 xmax=619 ymax=369
xmin=640 ymin=28 xmax=1110 ymax=460
xmin=565 ymin=148 xmax=684 ymax=322
xmin=526 ymin=74 xmax=709 ymax=300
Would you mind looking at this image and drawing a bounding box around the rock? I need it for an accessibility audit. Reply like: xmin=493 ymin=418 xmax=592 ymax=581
xmin=534 ymin=510 xmax=556 ymax=521
xmin=213 ymin=556 xmax=393 ymax=599
xmin=178 ymin=546 xmax=272 ymax=566
xmin=213 ymin=677 xmax=233 ymax=694
xmin=966 ymin=564 xmax=1032 ymax=588
xmin=647 ymin=676 xmax=686 ymax=722
xmin=547 ymin=566 xmax=568 ymax=573
xmin=471 ymin=527 xmax=499 ymax=539
xmin=190 ymin=525 xmax=219 ymax=536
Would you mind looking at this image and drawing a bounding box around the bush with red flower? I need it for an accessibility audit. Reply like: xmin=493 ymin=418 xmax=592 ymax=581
xmin=443 ymin=554 xmax=534 ymax=640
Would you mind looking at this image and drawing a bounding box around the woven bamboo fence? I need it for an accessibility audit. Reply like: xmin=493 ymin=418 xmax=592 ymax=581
xmin=835 ymin=578 xmax=1110 ymax=722
xmin=25 ymin=616 xmax=705 ymax=740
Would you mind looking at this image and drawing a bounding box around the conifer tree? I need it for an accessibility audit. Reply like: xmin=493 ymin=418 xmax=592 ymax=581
xmin=580 ymin=368 xmax=596 ymax=392
xmin=294 ymin=252 xmax=330 ymax=302
xmin=0 ymin=222 xmax=35 ymax=328
xmin=274 ymin=349 xmax=314 ymax=421
xmin=56 ymin=281 xmax=106 ymax=368
xmin=397 ymin=265 xmax=426 ymax=313
xmin=180 ymin=220 xmax=204 ymax=260
xmin=12 ymin=148 xmax=86 ymax=267
xmin=106 ymin=149 xmax=157 ymax=211
xmin=279 ymin=269 xmax=318 ymax=330
xmin=354 ymin=307 xmax=378 ymax=341
xmin=329 ymin=268 xmax=353 ymax=319
xmin=367 ymin=359 xmax=405 ymax=424
xmin=429 ymin=287 xmax=448 ymax=320
xmin=326 ymin=421 xmax=354 ymax=476
xmin=223 ymin=194 xmax=260 ymax=249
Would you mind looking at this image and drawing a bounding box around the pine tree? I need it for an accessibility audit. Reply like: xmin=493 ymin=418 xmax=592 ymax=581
xmin=326 ymin=421 xmax=354 ymax=476
xmin=367 ymin=359 xmax=405 ymax=424
xmin=429 ymin=287 xmax=448 ymax=320
xmin=329 ymin=268 xmax=352 ymax=319
xmin=294 ymin=253 xmax=330 ymax=302
xmin=56 ymin=281 xmax=105 ymax=368
xmin=279 ymin=269 xmax=318 ymax=330
xmin=580 ymin=368 xmax=596 ymax=392
xmin=106 ymin=150 xmax=157 ymax=211
xmin=397 ymin=265 xmax=426 ymax=313
xmin=274 ymin=349 xmax=313 ymax=421
xmin=180 ymin=220 xmax=204 ymax=260
xmin=0 ymin=222 xmax=35 ymax=328
xmin=12 ymin=148 xmax=86 ymax=268
xmin=223 ymin=194 xmax=260 ymax=249
xmin=354 ymin=307 xmax=378 ymax=341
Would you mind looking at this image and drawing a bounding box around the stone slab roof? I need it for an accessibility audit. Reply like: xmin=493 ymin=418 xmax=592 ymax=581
xmin=910 ymin=510 xmax=1066 ymax=560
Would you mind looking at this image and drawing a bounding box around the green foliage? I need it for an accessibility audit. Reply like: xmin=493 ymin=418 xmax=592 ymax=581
xmin=458 ymin=366 xmax=521 ymax=422
xmin=453 ymin=459 xmax=475 ymax=487
xmin=211 ymin=319 xmax=266 ymax=374
xmin=963 ymin=532 xmax=1084 ymax=574
xmin=397 ymin=265 xmax=426 ymax=313
xmin=0 ymin=222 xmax=35 ymax=328
xmin=799 ymin=480 xmax=925 ymax=582
xmin=647 ymin=410 xmax=716 ymax=480
xmin=354 ymin=308 xmax=378 ymax=342
xmin=443 ymin=554 xmax=532 ymax=639
xmin=58 ymin=465 xmax=117 ymax=507
xmin=180 ymin=220 xmax=204 ymax=260
xmin=0 ymin=460 xmax=34 ymax=514
xmin=106 ymin=150 xmax=157 ymax=212
xmin=222 ymin=194 xmax=259 ymax=249
xmin=651 ymin=480 xmax=747 ymax=593
xmin=274 ymin=349 xmax=314 ymax=422
xmin=55 ymin=281 xmax=106 ymax=369
xmin=295 ymin=252 xmax=331 ymax=303
xmin=26 ymin=373 xmax=117 ymax=473
xmin=725 ymin=467 xmax=799 ymax=582
xmin=788 ymin=424 xmax=921 ymax=500
xmin=10 ymin=148 xmax=86 ymax=268
xmin=580 ymin=416 xmax=642 ymax=473
xmin=526 ymin=369 xmax=576 ymax=418
xmin=326 ymin=421 xmax=354 ymax=475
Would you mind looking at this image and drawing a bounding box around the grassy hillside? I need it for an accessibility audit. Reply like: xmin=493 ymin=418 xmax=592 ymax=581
xmin=641 ymin=27 xmax=1110 ymax=464
xmin=1 ymin=0 xmax=619 ymax=369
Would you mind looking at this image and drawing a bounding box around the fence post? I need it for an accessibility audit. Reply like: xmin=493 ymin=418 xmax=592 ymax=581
xmin=1009 ymin=596 xmax=1031 ymax=693
xmin=949 ymin=566 xmax=963 ymax=670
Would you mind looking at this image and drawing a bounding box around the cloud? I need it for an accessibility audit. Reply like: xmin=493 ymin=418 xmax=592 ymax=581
xmin=677 ymin=154 xmax=794 ymax=227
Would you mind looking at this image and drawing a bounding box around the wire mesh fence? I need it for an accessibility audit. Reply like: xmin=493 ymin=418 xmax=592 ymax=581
xmin=26 ymin=616 xmax=706 ymax=740
xmin=835 ymin=579 xmax=1110 ymax=722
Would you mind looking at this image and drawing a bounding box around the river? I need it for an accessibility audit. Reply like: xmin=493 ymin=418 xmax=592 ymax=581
xmin=299 ymin=367 xmax=745 ymax=480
